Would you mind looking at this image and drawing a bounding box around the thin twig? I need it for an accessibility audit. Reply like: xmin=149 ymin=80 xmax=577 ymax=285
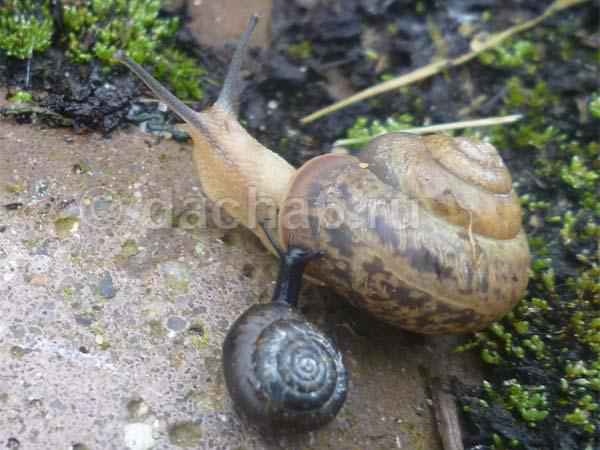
xmin=333 ymin=114 xmax=522 ymax=147
xmin=426 ymin=336 xmax=466 ymax=450
xmin=430 ymin=377 xmax=465 ymax=450
xmin=301 ymin=0 xmax=590 ymax=124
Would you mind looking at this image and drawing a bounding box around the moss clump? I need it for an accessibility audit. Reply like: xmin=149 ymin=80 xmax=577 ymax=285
xmin=590 ymin=93 xmax=600 ymax=119
xmin=62 ymin=0 xmax=205 ymax=100
xmin=63 ymin=0 xmax=177 ymax=64
xmin=483 ymin=379 xmax=549 ymax=425
xmin=62 ymin=286 xmax=75 ymax=300
xmin=9 ymin=90 xmax=33 ymax=103
xmin=54 ymin=216 xmax=80 ymax=239
xmin=489 ymin=78 xmax=564 ymax=151
xmin=343 ymin=114 xmax=415 ymax=148
xmin=0 ymin=0 xmax=206 ymax=102
xmin=479 ymin=39 xmax=542 ymax=72
xmin=188 ymin=322 xmax=209 ymax=351
xmin=560 ymin=156 xmax=599 ymax=191
xmin=287 ymin=40 xmax=313 ymax=60
xmin=5 ymin=183 xmax=25 ymax=194
xmin=152 ymin=49 xmax=206 ymax=102
xmin=0 ymin=0 xmax=53 ymax=59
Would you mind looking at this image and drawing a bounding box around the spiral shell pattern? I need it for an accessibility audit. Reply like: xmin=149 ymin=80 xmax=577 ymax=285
xmin=279 ymin=133 xmax=531 ymax=334
xmin=223 ymin=303 xmax=348 ymax=431
xmin=253 ymin=319 xmax=345 ymax=413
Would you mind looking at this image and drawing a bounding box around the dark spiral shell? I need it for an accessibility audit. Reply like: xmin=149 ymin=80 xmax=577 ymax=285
xmin=222 ymin=302 xmax=348 ymax=431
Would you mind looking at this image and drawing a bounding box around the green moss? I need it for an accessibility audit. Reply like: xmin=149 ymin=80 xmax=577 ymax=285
xmin=5 ymin=182 xmax=25 ymax=194
xmin=504 ymin=78 xmax=558 ymax=111
xmin=561 ymin=156 xmax=599 ymax=190
xmin=344 ymin=114 xmax=415 ymax=148
xmin=0 ymin=1 xmax=206 ymax=101
xmin=564 ymin=407 xmax=596 ymax=433
xmin=287 ymin=40 xmax=313 ymax=60
xmin=189 ymin=321 xmax=209 ymax=351
xmin=479 ymin=39 xmax=542 ymax=71
xmin=119 ymin=239 xmax=140 ymax=258
xmin=0 ymin=0 xmax=53 ymax=59
xmin=560 ymin=211 xmax=577 ymax=244
xmin=482 ymin=379 xmax=549 ymax=426
xmin=54 ymin=216 xmax=80 ymax=239
xmin=63 ymin=0 xmax=175 ymax=63
xmin=589 ymin=93 xmax=600 ymax=119
xmin=10 ymin=345 xmax=28 ymax=359
xmin=63 ymin=0 xmax=205 ymax=100
xmin=152 ymin=49 xmax=205 ymax=101
xmin=446 ymin=17 xmax=600 ymax=444
xmin=9 ymin=90 xmax=33 ymax=103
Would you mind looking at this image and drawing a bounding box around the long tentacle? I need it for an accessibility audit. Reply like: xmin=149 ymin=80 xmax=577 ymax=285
xmin=114 ymin=51 xmax=202 ymax=128
xmin=216 ymin=15 xmax=259 ymax=116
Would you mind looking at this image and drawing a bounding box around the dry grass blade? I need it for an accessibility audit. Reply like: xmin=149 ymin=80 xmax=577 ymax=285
xmin=333 ymin=114 xmax=523 ymax=148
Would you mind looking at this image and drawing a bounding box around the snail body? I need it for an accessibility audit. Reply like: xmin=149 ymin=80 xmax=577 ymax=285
xmin=222 ymin=234 xmax=348 ymax=431
xmin=116 ymin=16 xmax=531 ymax=334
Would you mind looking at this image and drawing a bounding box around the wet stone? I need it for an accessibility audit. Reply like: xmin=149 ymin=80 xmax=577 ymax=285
xmin=166 ymin=316 xmax=187 ymax=332
xmin=97 ymin=272 xmax=116 ymax=299
xmin=75 ymin=315 xmax=94 ymax=327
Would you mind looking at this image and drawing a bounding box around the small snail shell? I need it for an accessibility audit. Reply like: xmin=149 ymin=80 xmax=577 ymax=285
xmin=222 ymin=239 xmax=348 ymax=431
xmin=115 ymin=16 xmax=531 ymax=335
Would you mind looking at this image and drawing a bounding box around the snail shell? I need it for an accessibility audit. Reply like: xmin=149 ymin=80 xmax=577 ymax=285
xmin=222 ymin=302 xmax=348 ymax=431
xmin=279 ymin=133 xmax=530 ymax=334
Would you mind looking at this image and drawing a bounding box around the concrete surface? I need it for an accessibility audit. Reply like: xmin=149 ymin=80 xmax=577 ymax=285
xmin=0 ymin=116 xmax=485 ymax=449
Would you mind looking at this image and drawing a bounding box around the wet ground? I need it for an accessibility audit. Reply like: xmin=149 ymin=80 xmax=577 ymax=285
xmin=0 ymin=102 xmax=480 ymax=449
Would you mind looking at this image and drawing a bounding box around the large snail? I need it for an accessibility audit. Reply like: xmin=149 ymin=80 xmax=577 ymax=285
xmin=222 ymin=224 xmax=348 ymax=430
xmin=115 ymin=16 xmax=530 ymax=335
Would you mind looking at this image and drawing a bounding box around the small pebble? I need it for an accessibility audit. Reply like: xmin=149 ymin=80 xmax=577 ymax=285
xmin=98 ymin=272 xmax=117 ymax=299
xmin=166 ymin=317 xmax=187 ymax=332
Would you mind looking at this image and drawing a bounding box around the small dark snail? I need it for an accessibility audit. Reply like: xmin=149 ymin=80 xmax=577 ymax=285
xmin=222 ymin=225 xmax=348 ymax=431
xmin=115 ymin=16 xmax=531 ymax=335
